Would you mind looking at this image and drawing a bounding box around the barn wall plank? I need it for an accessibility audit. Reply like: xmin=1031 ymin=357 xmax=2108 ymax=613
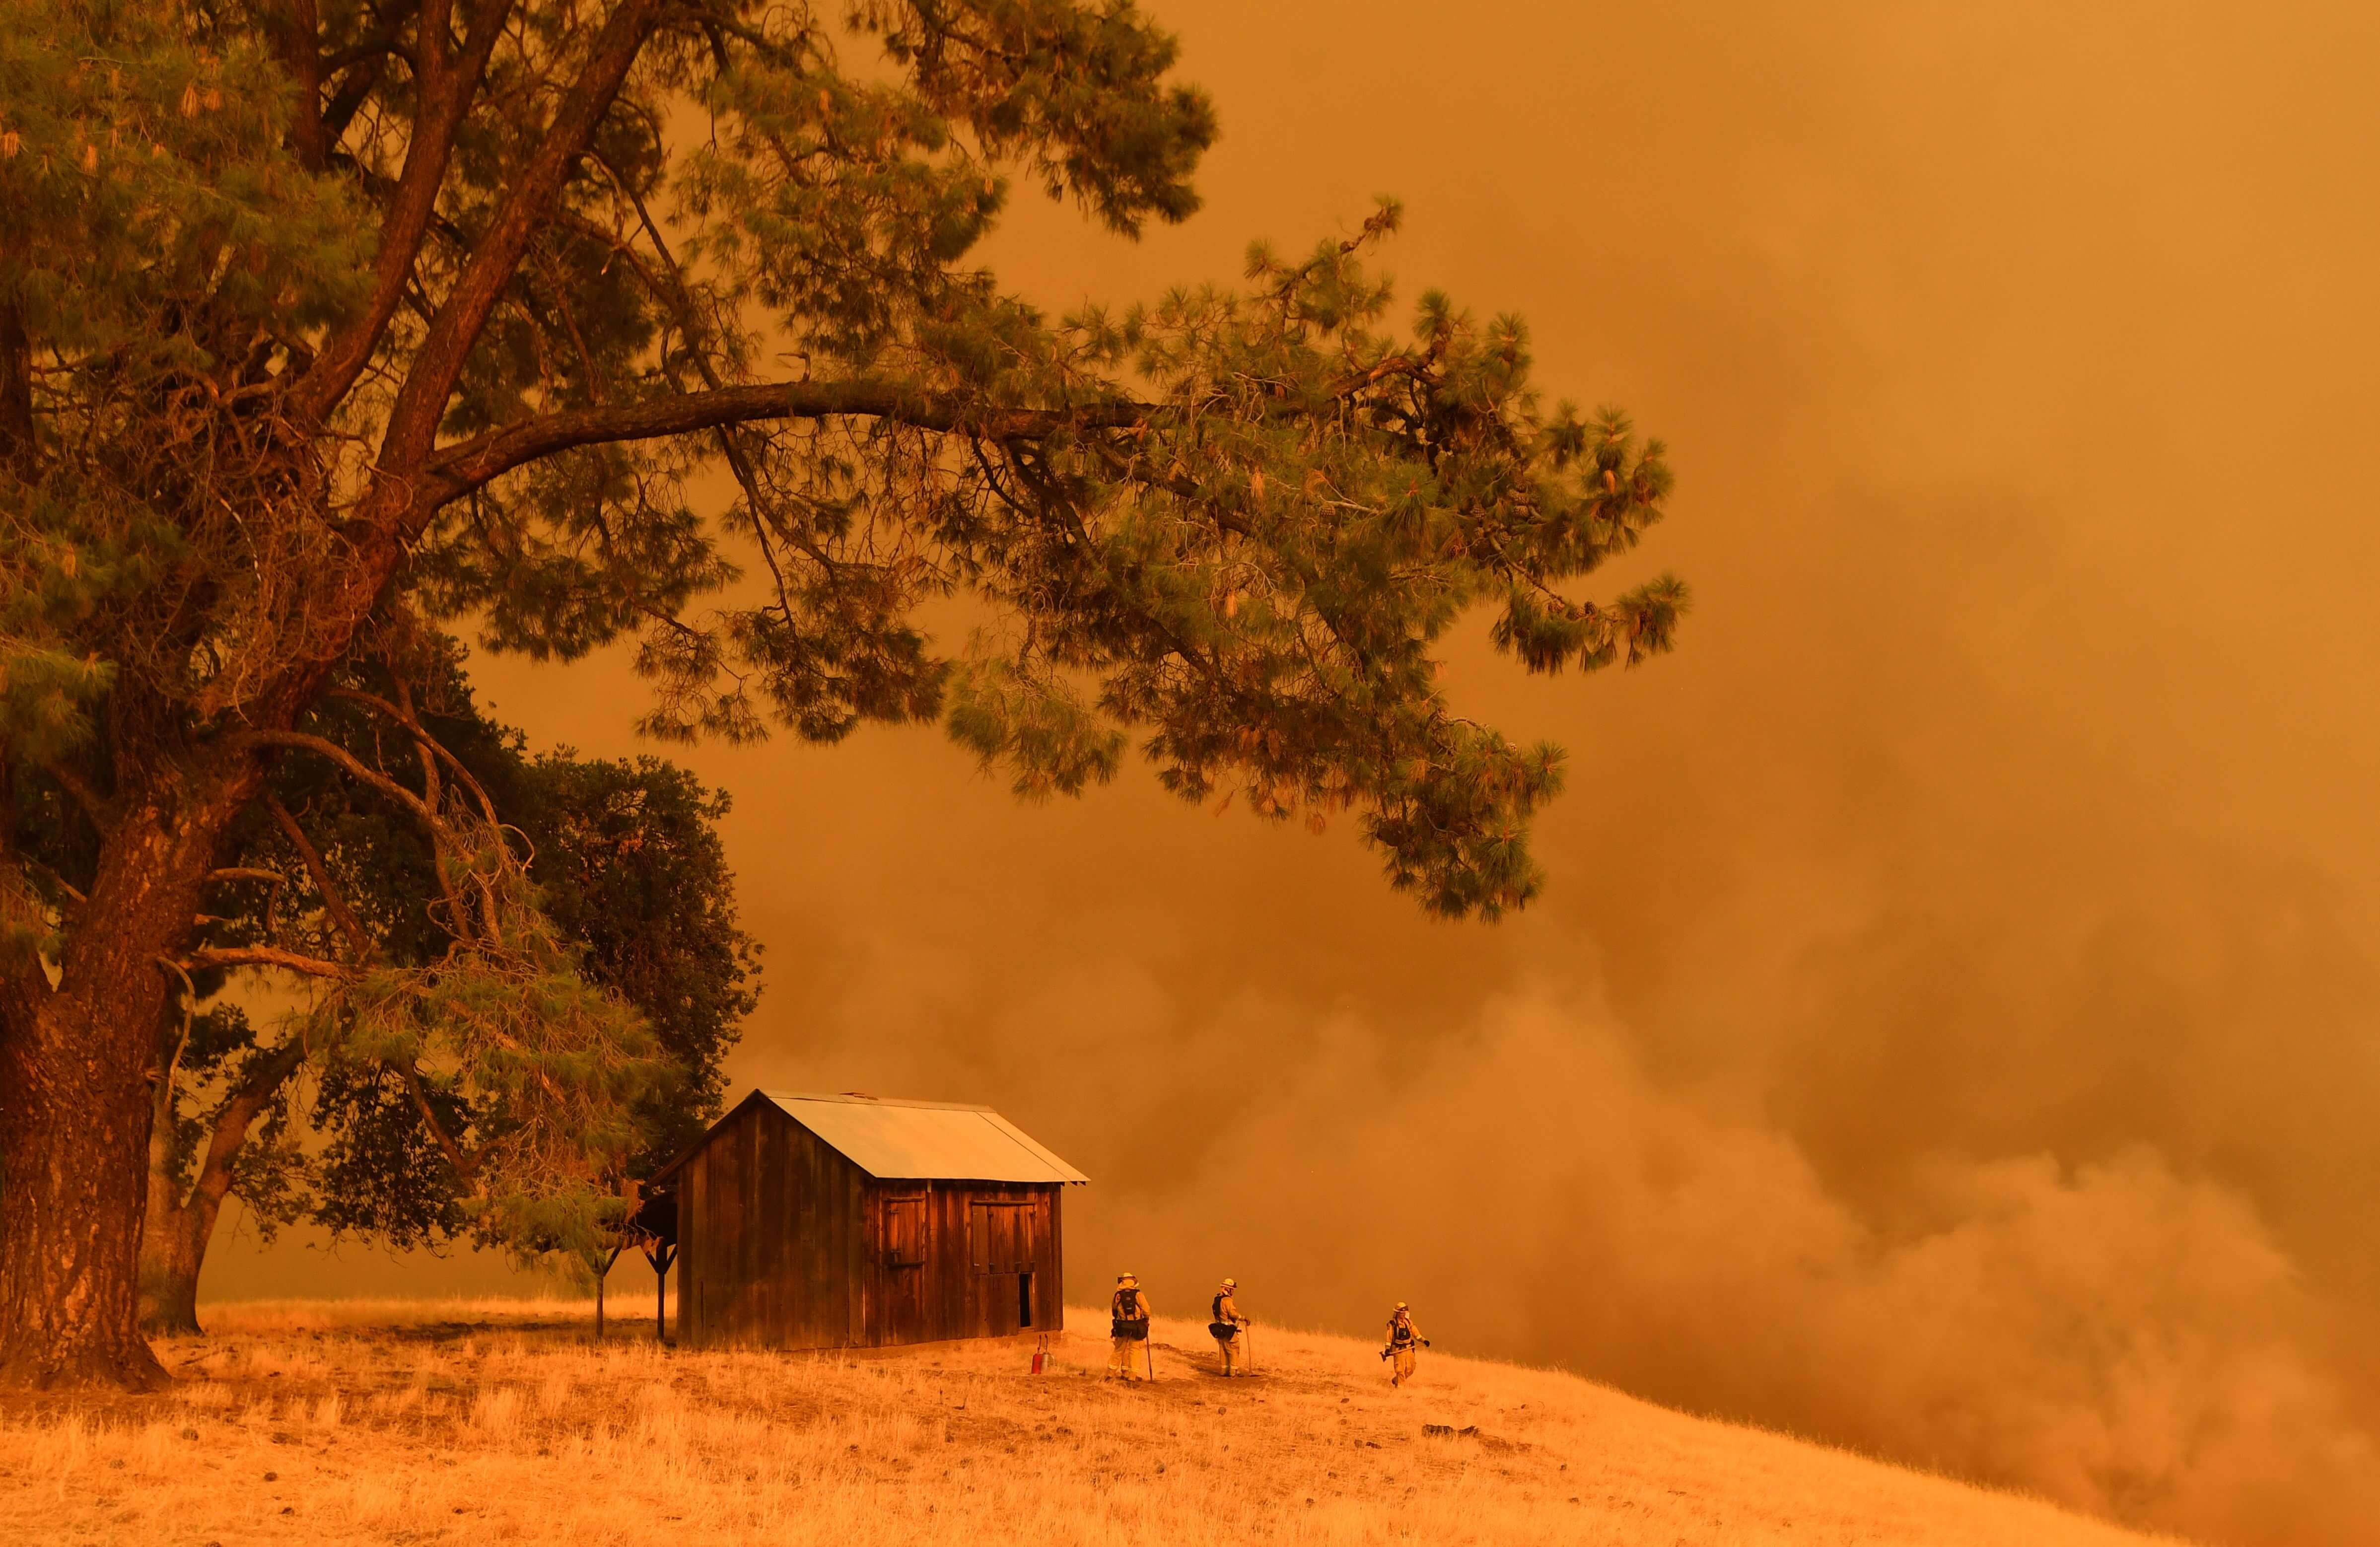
xmin=832 ymin=1132 xmax=852 ymax=1346
xmin=795 ymin=1113 xmax=818 ymax=1343
xmin=710 ymin=1111 xmax=734 ymax=1346
xmin=702 ymin=1144 xmax=721 ymax=1343
xmin=790 ymin=1114 xmax=815 ymax=1344
xmin=807 ymin=1123 xmax=837 ymax=1348
xmin=785 ymin=1109 xmax=814 ymax=1333
xmin=677 ymin=1150 xmax=702 ymax=1344
xmin=939 ymin=1185 xmax=967 ymax=1342
xmin=1038 ymin=1187 xmax=1061 ymax=1331
xmin=787 ymin=1116 xmax=813 ymax=1345
xmin=816 ymin=1125 xmax=839 ymax=1347
xmin=933 ymin=1180 xmax=961 ymax=1333
xmin=858 ymin=1185 xmax=876 ymax=1347
xmin=750 ymin=1103 xmax=771 ymax=1342
xmin=843 ymin=1160 xmax=865 ymax=1345
xmin=824 ymin=1127 xmax=852 ymax=1348
xmin=751 ymin=1110 xmax=774 ymax=1343
xmin=733 ymin=1111 xmax=754 ymax=1345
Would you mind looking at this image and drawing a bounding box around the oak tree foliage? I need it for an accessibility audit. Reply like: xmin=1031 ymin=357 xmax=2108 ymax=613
xmin=125 ymin=646 xmax=754 ymax=1333
xmin=142 ymin=653 xmax=755 ymax=1265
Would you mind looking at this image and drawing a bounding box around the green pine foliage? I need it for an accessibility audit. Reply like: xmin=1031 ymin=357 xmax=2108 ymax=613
xmin=0 ymin=0 xmax=367 ymax=716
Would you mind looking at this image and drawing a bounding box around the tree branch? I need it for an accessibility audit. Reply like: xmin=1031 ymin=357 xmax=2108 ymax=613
xmin=180 ymin=945 xmax=358 ymax=980
xmin=399 ymin=1062 xmax=479 ymax=1183
xmin=38 ymin=760 xmax=107 ymax=828
xmin=285 ymin=0 xmax=328 ymax=171
xmin=186 ymin=1035 xmax=312 ymax=1219
xmin=1325 ymin=346 xmax=1443 ymax=402
xmin=207 ymin=865 xmax=287 ymax=936
xmin=246 ymin=730 xmax=473 ymax=933
xmin=21 ymin=855 xmax=87 ymax=910
xmin=240 ymin=730 xmax=436 ymax=827
xmin=394 ymin=675 xmax=443 ymax=822
xmin=146 ymin=956 xmax=198 ymax=1222
xmin=322 ymin=27 xmax=409 ymax=74
xmin=421 ymin=381 xmax=1150 ymax=505
xmin=207 ymin=866 xmax=288 ymax=887
xmin=581 ymin=152 xmax=806 ymax=609
xmin=376 ymin=0 xmax=666 ymax=471
xmin=290 ymin=0 xmax=516 ymax=425
xmin=327 ymin=687 xmax=501 ymax=830
xmin=321 ymin=52 xmax=388 ymax=146
xmin=263 ymin=793 xmax=375 ymax=964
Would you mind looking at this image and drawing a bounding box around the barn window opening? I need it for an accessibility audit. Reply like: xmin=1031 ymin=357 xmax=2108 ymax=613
xmin=1018 ymin=1270 xmax=1034 ymax=1328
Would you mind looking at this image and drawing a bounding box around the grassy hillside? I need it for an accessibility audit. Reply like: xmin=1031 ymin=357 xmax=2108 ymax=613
xmin=0 ymin=1299 xmax=2187 ymax=1546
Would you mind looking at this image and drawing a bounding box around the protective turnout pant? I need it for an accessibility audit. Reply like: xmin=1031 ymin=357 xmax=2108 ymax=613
xmin=1110 ymin=1335 xmax=1144 ymax=1380
xmin=1214 ymin=1329 xmax=1242 ymax=1374
xmin=1391 ymin=1344 xmax=1418 ymax=1385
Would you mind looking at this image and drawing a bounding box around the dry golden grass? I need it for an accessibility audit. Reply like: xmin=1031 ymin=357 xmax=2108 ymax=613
xmin=0 ymin=1298 xmax=2191 ymax=1546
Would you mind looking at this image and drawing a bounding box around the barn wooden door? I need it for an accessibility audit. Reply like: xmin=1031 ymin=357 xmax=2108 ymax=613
xmin=879 ymin=1195 xmax=928 ymax=1345
xmin=970 ymin=1200 xmax=1036 ymax=1336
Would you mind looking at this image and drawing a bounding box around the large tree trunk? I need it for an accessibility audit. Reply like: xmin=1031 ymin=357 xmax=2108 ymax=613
xmin=0 ymin=991 xmax=174 ymax=1388
xmin=0 ymin=766 xmax=256 ymax=1389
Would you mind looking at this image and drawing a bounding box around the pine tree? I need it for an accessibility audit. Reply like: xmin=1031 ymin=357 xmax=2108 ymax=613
xmin=0 ymin=0 xmax=1684 ymax=1387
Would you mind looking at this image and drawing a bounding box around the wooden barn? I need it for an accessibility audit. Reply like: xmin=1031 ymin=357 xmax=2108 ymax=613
xmin=651 ymin=1089 xmax=1088 ymax=1351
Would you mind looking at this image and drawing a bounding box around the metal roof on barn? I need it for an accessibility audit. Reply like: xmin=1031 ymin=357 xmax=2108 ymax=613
xmin=655 ymin=1089 xmax=1089 ymax=1185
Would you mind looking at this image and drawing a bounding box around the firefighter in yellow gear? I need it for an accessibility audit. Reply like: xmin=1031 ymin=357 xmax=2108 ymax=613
xmin=1108 ymin=1272 xmax=1153 ymax=1381
xmin=1208 ymin=1277 xmax=1250 ymax=1376
xmin=1384 ymin=1302 xmax=1426 ymax=1386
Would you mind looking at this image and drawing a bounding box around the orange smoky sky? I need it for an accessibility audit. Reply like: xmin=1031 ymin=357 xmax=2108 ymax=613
xmin=205 ymin=4 xmax=2380 ymax=1542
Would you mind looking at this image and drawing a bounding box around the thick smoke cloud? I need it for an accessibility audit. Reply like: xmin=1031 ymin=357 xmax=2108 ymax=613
xmin=1174 ymin=991 xmax=2380 ymax=1547
xmin=203 ymin=3 xmax=2380 ymax=1543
